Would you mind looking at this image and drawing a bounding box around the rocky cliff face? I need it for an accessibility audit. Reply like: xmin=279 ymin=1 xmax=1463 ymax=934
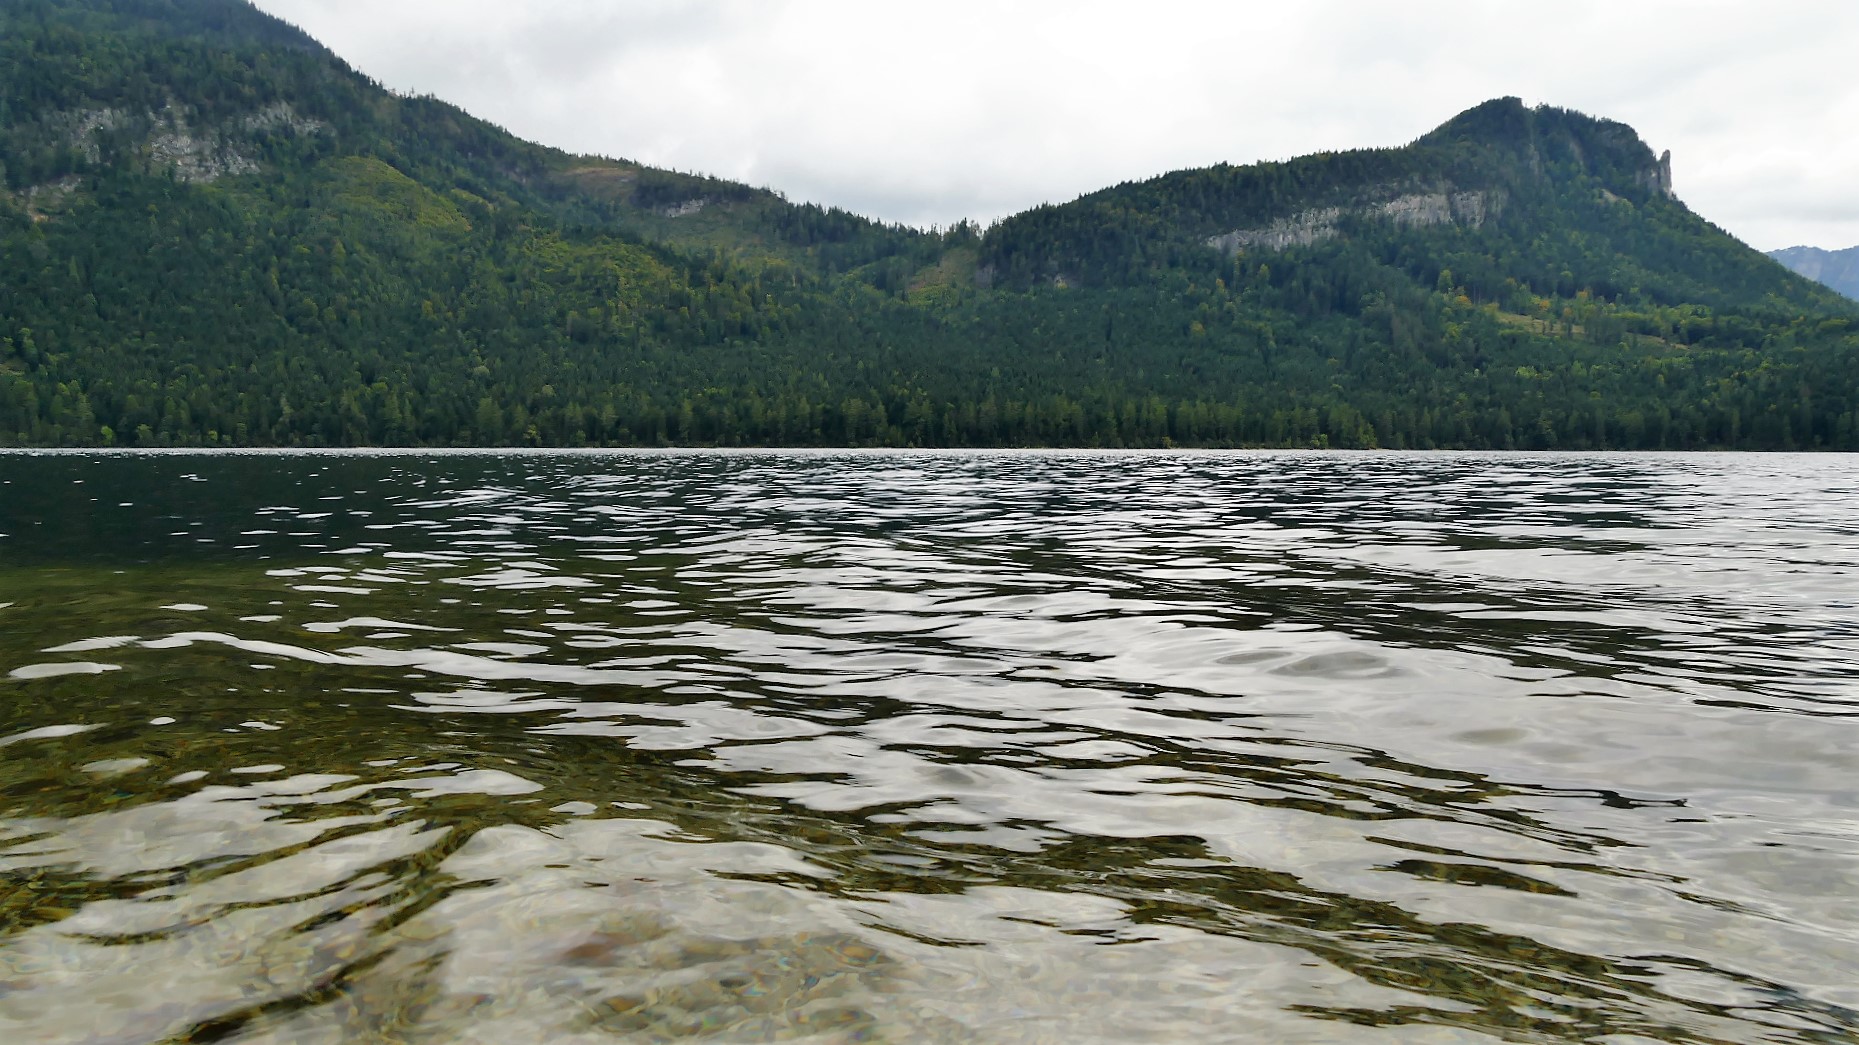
xmin=1207 ymin=189 xmax=1499 ymax=256
xmin=1636 ymin=149 xmax=1675 ymax=198
xmin=10 ymin=99 xmax=326 ymax=214
xmin=1207 ymin=207 xmax=1343 ymax=253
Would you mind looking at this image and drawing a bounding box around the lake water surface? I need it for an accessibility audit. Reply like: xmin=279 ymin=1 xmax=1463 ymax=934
xmin=0 ymin=450 xmax=1855 ymax=1043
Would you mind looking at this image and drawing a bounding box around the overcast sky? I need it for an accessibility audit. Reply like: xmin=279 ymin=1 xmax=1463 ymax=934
xmin=249 ymin=0 xmax=1859 ymax=251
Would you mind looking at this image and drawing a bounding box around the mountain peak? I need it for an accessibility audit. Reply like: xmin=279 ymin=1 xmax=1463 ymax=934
xmin=1417 ymin=96 xmax=1533 ymax=146
xmin=1419 ymin=98 xmax=1673 ymax=198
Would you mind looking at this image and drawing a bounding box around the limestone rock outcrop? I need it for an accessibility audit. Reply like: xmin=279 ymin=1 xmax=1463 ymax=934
xmin=1207 ymin=189 xmax=1500 ymax=257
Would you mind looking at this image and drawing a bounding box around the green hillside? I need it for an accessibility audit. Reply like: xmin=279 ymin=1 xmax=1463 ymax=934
xmin=3 ymin=0 xmax=1856 ymax=449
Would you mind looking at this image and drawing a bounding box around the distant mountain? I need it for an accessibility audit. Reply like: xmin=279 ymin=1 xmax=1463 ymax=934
xmin=1768 ymin=245 xmax=1859 ymax=300
xmin=3 ymin=0 xmax=1856 ymax=450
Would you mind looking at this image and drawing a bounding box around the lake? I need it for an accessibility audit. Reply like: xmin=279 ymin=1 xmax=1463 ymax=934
xmin=1 ymin=449 xmax=1855 ymax=1043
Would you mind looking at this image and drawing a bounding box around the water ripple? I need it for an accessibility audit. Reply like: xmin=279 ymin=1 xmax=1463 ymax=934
xmin=0 ymin=449 xmax=1855 ymax=1042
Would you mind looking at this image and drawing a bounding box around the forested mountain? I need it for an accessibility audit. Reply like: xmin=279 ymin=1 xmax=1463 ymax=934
xmin=4 ymin=0 xmax=1856 ymax=450
xmin=1768 ymin=245 xmax=1859 ymax=301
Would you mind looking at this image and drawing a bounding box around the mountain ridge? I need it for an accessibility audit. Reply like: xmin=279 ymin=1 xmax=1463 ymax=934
xmin=2 ymin=0 xmax=1855 ymax=450
xmin=978 ymin=96 xmax=1814 ymax=309
xmin=1768 ymin=244 xmax=1859 ymax=300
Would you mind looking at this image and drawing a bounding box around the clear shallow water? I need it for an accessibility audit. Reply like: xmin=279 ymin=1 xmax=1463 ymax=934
xmin=0 ymin=449 xmax=1856 ymax=1044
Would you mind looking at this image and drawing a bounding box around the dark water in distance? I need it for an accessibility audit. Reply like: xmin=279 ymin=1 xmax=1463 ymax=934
xmin=1 ymin=449 xmax=1856 ymax=1044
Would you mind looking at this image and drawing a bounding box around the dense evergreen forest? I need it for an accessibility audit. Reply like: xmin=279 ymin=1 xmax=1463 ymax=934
xmin=3 ymin=0 xmax=1857 ymax=450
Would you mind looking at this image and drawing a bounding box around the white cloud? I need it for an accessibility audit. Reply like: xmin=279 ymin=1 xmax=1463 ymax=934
xmin=253 ymin=0 xmax=1859 ymax=249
